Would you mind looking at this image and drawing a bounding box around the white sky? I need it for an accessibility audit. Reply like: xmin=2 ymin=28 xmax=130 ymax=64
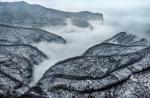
xmin=0 ymin=0 xmax=150 ymax=12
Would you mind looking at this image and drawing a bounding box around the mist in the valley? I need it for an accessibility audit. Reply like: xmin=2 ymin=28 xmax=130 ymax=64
xmin=4 ymin=0 xmax=149 ymax=85
xmin=31 ymin=10 xmax=150 ymax=85
xmin=30 ymin=20 xmax=117 ymax=85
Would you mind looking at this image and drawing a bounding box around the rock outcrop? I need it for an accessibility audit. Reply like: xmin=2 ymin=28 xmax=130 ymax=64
xmin=20 ymin=32 xmax=150 ymax=98
xmin=0 ymin=1 xmax=103 ymax=28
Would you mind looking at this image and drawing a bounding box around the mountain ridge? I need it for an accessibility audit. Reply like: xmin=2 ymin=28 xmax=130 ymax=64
xmin=0 ymin=24 xmax=67 ymax=44
xmin=0 ymin=1 xmax=103 ymax=28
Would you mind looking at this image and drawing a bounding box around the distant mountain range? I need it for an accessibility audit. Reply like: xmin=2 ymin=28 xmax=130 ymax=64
xmin=0 ymin=1 xmax=103 ymax=28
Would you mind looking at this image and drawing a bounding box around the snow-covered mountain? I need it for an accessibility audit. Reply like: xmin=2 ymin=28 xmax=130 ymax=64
xmin=20 ymin=32 xmax=150 ymax=98
xmin=0 ymin=24 xmax=66 ymax=44
xmin=0 ymin=1 xmax=150 ymax=98
xmin=0 ymin=1 xmax=103 ymax=29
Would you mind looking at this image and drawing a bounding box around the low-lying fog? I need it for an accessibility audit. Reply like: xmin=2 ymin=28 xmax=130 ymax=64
xmin=24 ymin=0 xmax=150 ymax=85
xmin=31 ymin=13 xmax=150 ymax=85
xmin=30 ymin=21 xmax=117 ymax=85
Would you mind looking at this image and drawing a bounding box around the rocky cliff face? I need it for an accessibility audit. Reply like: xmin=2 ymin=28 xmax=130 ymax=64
xmin=0 ymin=1 xmax=103 ymax=29
xmin=19 ymin=32 xmax=150 ymax=98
